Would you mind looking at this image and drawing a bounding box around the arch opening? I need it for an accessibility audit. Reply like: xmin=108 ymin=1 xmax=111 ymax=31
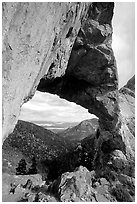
xmin=19 ymin=90 xmax=98 ymax=133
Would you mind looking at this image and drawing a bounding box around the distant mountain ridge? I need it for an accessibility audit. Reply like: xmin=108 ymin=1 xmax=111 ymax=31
xmin=58 ymin=118 xmax=99 ymax=141
xmin=30 ymin=120 xmax=80 ymax=133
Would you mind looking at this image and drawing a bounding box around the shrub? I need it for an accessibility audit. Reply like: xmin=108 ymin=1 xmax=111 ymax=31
xmin=28 ymin=157 xmax=37 ymax=174
xmin=16 ymin=159 xmax=27 ymax=175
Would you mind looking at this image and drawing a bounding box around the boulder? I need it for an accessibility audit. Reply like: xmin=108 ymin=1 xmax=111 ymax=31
xmin=51 ymin=166 xmax=116 ymax=202
xmin=57 ymin=166 xmax=93 ymax=202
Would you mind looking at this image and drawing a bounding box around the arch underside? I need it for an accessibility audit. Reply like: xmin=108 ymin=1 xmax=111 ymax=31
xmin=37 ymin=2 xmax=119 ymax=131
xmin=2 ymin=2 xmax=119 ymax=140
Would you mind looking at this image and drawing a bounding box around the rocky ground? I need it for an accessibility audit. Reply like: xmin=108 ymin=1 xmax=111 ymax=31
xmin=2 ymin=173 xmax=58 ymax=202
xmin=2 ymin=165 xmax=135 ymax=202
xmin=2 ymin=75 xmax=135 ymax=201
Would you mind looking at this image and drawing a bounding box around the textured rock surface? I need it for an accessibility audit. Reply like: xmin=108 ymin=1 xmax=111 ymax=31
xmin=119 ymin=75 xmax=135 ymax=137
xmin=2 ymin=2 xmax=119 ymax=141
xmin=56 ymin=76 xmax=135 ymax=180
xmin=118 ymin=75 xmax=135 ymax=173
xmin=50 ymin=76 xmax=135 ymax=200
xmin=2 ymin=75 xmax=135 ymax=202
xmin=2 ymin=2 xmax=90 ymax=140
xmin=2 ymin=173 xmax=58 ymax=202
xmin=38 ymin=2 xmax=119 ymax=132
xmin=50 ymin=164 xmax=135 ymax=202
xmin=2 ymin=3 xmax=135 ymax=201
xmin=50 ymin=166 xmax=116 ymax=202
xmin=87 ymin=76 xmax=135 ymax=177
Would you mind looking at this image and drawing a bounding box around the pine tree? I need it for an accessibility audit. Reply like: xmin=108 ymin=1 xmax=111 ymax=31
xmin=16 ymin=159 xmax=27 ymax=175
xmin=28 ymin=157 xmax=37 ymax=174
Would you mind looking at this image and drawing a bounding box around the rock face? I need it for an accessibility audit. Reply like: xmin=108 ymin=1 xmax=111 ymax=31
xmin=2 ymin=1 xmax=135 ymax=187
xmin=50 ymin=166 xmax=128 ymax=202
xmin=2 ymin=2 xmax=90 ymax=140
xmin=119 ymin=75 xmax=135 ymax=137
xmin=49 ymin=165 xmax=134 ymax=202
xmin=86 ymin=76 xmax=135 ymax=177
xmin=56 ymin=166 xmax=94 ymax=202
xmin=50 ymin=76 xmax=135 ymax=185
xmin=2 ymin=2 xmax=119 ymax=141
xmin=38 ymin=2 xmax=119 ymax=132
xmin=118 ymin=76 xmax=135 ymax=163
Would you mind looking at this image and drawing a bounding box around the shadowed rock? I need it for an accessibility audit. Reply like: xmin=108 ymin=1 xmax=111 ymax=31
xmin=2 ymin=3 xmax=135 ymax=201
xmin=2 ymin=2 xmax=119 ymax=141
xmin=2 ymin=2 xmax=91 ymax=140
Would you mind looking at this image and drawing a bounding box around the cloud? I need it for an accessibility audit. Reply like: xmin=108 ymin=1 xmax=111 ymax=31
xmin=19 ymin=92 xmax=94 ymax=123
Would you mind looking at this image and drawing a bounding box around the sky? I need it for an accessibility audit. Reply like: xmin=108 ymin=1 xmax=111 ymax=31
xmin=112 ymin=2 xmax=135 ymax=88
xmin=20 ymin=91 xmax=94 ymax=123
xmin=19 ymin=2 xmax=135 ymax=124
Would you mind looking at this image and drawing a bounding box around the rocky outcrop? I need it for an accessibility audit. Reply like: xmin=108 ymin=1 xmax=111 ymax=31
xmin=2 ymin=2 xmax=118 ymax=141
xmin=50 ymin=165 xmax=134 ymax=202
xmin=38 ymin=2 xmax=119 ymax=132
xmin=52 ymin=166 xmax=95 ymax=202
xmin=2 ymin=3 xmax=135 ymax=201
xmin=2 ymin=173 xmax=58 ymax=202
xmin=2 ymin=74 xmax=135 ymax=202
xmin=2 ymin=2 xmax=91 ymax=140
xmin=88 ymin=76 xmax=135 ymax=177
xmin=36 ymin=2 xmax=126 ymax=177
xmin=52 ymin=76 xmax=135 ymax=184
xmin=118 ymin=75 xmax=135 ymax=168
xmin=119 ymin=75 xmax=135 ymax=137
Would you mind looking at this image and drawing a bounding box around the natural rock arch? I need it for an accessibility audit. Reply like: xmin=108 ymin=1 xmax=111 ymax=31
xmin=2 ymin=2 xmax=118 ymax=141
xmin=2 ymin=2 xmax=135 ymax=185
